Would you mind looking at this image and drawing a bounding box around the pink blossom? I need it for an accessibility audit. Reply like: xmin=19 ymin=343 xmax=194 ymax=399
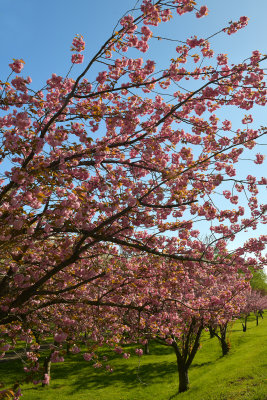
xmin=51 ymin=351 xmax=64 ymax=363
xmin=141 ymin=26 xmax=152 ymax=38
xmin=54 ymin=332 xmax=68 ymax=343
xmin=224 ymin=16 xmax=249 ymax=35
xmin=42 ymin=373 xmax=50 ymax=385
xmin=70 ymin=345 xmax=80 ymax=354
xmin=83 ymin=352 xmax=94 ymax=361
xmin=254 ymin=153 xmax=264 ymax=164
xmin=250 ymin=50 xmax=261 ymax=65
xmin=96 ymin=71 xmax=108 ymax=84
xmin=114 ymin=347 xmax=123 ymax=354
xmin=71 ymin=54 xmax=84 ymax=64
xmin=14 ymin=112 xmax=31 ymax=130
xmin=135 ymin=348 xmax=143 ymax=357
xmin=120 ymin=14 xmax=134 ymax=27
xmin=217 ymin=54 xmax=228 ymax=65
xmin=93 ymin=362 xmax=102 ymax=368
xmin=242 ymin=115 xmax=253 ymax=124
xmin=239 ymin=16 xmax=249 ymax=26
xmin=223 ymin=190 xmax=231 ymax=199
xmin=9 ymin=59 xmax=24 ymax=73
xmin=195 ymin=103 xmax=206 ymax=116
xmin=165 ymin=337 xmax=173 ymax=345
xmin=71 ymin=35 xmax=85 ymax=52
xmin=106 ymin=365 xmax=113 ymax=373
xmin=122 ymin=352 xmax=131 ymax=359
xmin=196 ymin=6 xmax=208 ymax=18
xmin=230 ymin=196 xmax=239 ymax=204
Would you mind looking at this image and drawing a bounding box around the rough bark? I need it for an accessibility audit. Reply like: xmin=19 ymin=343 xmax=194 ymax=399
xmin=178 ymin=363 xmax=190 ymax=393
xmin=221 ymin=338 xmax=230 ymax=356
xmin=172 ymin=322 xmax=203 ymax=393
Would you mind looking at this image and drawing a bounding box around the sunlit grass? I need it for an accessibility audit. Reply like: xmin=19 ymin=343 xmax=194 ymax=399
xmin=1 ymin=314 xmax=266 ymax=400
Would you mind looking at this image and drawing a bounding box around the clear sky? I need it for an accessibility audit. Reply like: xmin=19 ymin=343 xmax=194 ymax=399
xmin=2 ymin=0 xmax=267 ymax=84
xmin=1 ymin=0 xmax=266 ymax=265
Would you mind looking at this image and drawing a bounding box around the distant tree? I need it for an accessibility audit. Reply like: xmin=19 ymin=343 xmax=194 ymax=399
xmin=250 ymin=269 xmax=267 ymax=294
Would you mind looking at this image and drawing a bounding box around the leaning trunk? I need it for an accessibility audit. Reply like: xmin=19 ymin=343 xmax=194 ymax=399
xmin=221 ymin=338 xmax=230 ymax=356
xmin=219 ymin=324 xmax=230 ymax=356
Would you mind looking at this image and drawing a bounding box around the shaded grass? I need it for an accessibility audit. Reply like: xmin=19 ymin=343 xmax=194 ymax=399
xmin=1 ymin=315 xmax=267 ymax=400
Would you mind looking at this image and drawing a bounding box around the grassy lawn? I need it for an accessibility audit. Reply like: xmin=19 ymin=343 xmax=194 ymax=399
xmin=1 ymin=315 xmax=266 ymax=400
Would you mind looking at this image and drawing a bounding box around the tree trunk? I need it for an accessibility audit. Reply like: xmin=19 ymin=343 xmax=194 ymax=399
xmin=178 ymin=363 xmax=189 ymax=393
xmin=171 ymin=323 xmax=203 ymax=393
xmin=221 ymin=338 xmax=230 ymax=356
xmin=66 ymin=341 xmax=71 ymax=355
xmin=219 ymin=324 xmax=230 ymax=356
xmin=242 ymin=315 xmax=247 ymax=332
xmin=144 ymin=341 xmax=149 ymax=355
xmin=209 ymin=326 xmax=215 ymax=338
xmin=42 ymin=353 xmax=52 ymax=386
xmin=256 ymin=313 xmax=259 ymax=326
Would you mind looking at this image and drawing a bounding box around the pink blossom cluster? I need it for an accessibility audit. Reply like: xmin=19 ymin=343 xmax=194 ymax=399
xmin=71 ymin=34 xmax=85 ymax=64
xmin=9 ymin=59 xmax=24 ymax=73
xmin=42 ymin=374 xmax=50 ymax=385
xmin=196 ymin=6 xmax=208 ymax=19
xmin=250 ymin=50 xmax=261 ymax=66
xmin=70 ymin=345 xmax=80 ymax=354
xmin=242 ymin=114 xmax=253 ymax=124
xmin=254 ymin=153 xmax=264 ymax=164
xmin=71 ymin=54 xmax=84 ymax=64
xmin=54 ymin=332 xmax=68 ymax=343
xmin=71 ymin=35 xmax=85 ymax=52
xmin=135 ymin=348 xmax=143 ymax=357
xmin=224 ymin=16 xmax=249 ymax=35
xmin=51 ymin=351 xmax=64 ymax=363
xmin=217 ymin=54 xmax=228 ymax=65
xmin=83 ymin=352 xmax=94 ymax=361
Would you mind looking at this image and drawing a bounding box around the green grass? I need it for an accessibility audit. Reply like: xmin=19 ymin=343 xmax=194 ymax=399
xmin=1 ymin=315 xmax=267 ymax=400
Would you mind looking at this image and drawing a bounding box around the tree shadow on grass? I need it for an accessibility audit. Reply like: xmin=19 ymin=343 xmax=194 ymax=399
xmin=190 ymin=360 xmax=213 ymax=369
xmin=144 ymin=342 xmax=174 ymax=356
xmin=0 ymin=359 xmax=25 ymax=384
xmin=49 ymin=357 xmax=177 ymax=396
xmin=168 ymin=391 xmax=180 ymax=400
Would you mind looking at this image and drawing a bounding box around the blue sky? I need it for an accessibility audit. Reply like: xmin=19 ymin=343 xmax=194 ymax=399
xmin=1 ymin=0 xmax=266 ymax=264
xmin=1 ymin=0 xmax=267 ymax=84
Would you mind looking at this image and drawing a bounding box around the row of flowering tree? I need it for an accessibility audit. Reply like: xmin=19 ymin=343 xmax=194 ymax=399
xmin=1 ymin=250 xmax=251 ymax=392
xmin=240 ymin=289 xmax=267 ymax=331
xmin=0 ymin=0 xmax=266 ymax=396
